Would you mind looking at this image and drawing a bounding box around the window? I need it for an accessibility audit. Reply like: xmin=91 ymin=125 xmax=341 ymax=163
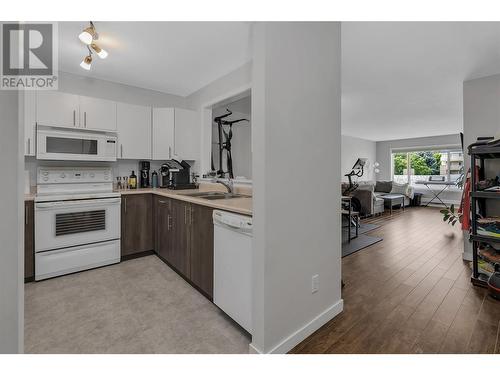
xmin=392 ymin=149 xmax=463 ymax=186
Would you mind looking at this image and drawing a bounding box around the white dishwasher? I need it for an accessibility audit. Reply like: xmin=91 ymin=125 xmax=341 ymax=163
xmin=213 ymin=210 xmax=253 ymax=333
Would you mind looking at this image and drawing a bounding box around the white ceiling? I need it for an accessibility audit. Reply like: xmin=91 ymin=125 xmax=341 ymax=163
xmin=342 ymin=22 xmax=500 ymax=141
xmin=58 ymin=22 xmax=252 ymax=97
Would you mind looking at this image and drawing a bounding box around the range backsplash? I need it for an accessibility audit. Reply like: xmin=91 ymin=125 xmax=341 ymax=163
xmin=25 ymin=157 xmax=197 ymax=189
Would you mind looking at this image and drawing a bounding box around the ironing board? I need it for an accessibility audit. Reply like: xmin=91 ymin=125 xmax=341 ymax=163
xmin=415 ymin=180 xmax=457 ymax=208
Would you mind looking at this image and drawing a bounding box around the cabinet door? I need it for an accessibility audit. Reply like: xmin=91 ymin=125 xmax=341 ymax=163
xmin=79 ymin=96 xmax=117 ymax=131
xmin=24 ymin=201 xmax=34 ymax=281
xmin=37 ymin=91 xmax=79 ymax=128
xmin=174 ymin=108 xmax=199 ymax=161
xmin=152 ymin=108 xmax=175 ymax=160
xmin=117 ymin=103 xmax=152 ymax=159
xmin=155 ymin=196 xmax=172 ymax=261
xmin=121 ymin=194 xmax=154 ymax=257
xmin=169 ymin=199 xmax=190 ymax=277
xmin=20 ymin=91 xmax=36 ymax=156
xmin=189 ymin=204 xmax=214 ymax=298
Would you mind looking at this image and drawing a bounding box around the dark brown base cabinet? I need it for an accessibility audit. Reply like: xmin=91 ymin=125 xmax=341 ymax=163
xmin=121 ymin=194 xmax=154 ymax=257
xmin=25 ymin=201 xmax=34 ymax=281
xmin=153 ymin=196 xmax=214 ymax=299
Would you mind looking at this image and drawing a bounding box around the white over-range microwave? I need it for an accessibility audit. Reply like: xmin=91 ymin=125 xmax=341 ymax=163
xmin=36 ymin=125 xmax=117 ymax=162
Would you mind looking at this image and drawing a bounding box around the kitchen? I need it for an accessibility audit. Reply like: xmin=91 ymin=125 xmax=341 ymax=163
xmin=2 ymin=19 xmax=343 ymax=356
xmin=21 ymin=22 xmax=255 ymax=353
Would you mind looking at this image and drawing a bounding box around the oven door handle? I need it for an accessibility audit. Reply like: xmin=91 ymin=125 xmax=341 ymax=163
xmin=36 ymin=197 xmax=121 ymax=209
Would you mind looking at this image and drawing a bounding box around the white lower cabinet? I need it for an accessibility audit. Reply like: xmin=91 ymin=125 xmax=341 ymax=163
xmin=117 ymin=103 xmax=152 ymax=159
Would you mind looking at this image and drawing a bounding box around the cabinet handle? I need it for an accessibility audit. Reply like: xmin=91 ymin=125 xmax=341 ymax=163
xmin=120 ymin=144 xmax=123 ymax=158
xmin=124 ymin=197 xmax=127 ymax=213
xmin=168 ymin=215 xmax=172 ymax=231
xmin=184 ymin=206 xmax=187 ymax=225
xmin=73 ymin=110 xmax=76 ymax=126
xmin=190 ymin=206 xmax=194 ymax=225
xmin=169 ymin=146 xmax=171 ymax=159
xmin=159 ymin=200 xmax=167 ymax=204
xmin=27 ymin=138 xmax=30 ymax=155
xmin=25 ymin=205 xmax=28 ymax=225
xmin=84 ymin=111 xmax=87 ymax=127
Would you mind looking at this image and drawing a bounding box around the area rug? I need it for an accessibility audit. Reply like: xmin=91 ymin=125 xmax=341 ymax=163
xmin=342 ymin=222 xmax=382 ymax=257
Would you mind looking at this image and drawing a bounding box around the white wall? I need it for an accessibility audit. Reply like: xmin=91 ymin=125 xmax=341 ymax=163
xmin=341 ymin=135 xmax=376 ymax=182
xmin=58 ymin=71 xmax=188 ymax=108
xmin=463 ymin=74 xmax=500 ymax=260
xmin=0 ymin=90 xmax=22 ymax=353
xmin=185 ymin=62 xmax=252 ymax=110
xmin=251 ymin=22 xmax=342 ymax=354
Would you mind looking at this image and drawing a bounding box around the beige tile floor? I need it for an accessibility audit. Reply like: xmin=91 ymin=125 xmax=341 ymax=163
xmin=25 ymin=255 xmax=251 ymax=353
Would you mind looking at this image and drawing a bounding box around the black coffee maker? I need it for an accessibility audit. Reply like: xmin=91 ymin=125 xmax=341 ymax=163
xmin=140 ymin=161 xmax=150 ymax=188
xmin=160 ymin=163 xmax=170 ymax=188
xmin=160 ymin=159 xmax=197 ymax=190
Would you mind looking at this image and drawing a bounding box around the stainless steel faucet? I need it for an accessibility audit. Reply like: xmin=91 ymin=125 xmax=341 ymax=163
xmin=215 ymin=178 xmax=234 ymax=194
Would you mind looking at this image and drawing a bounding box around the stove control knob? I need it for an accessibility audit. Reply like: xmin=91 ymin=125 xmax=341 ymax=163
xmin=43 ymin=177 xmax=49 ymax=182
xmin=42 ymin=171 xmax=49 ymax=176
xmin=89 ymin=173 xmax=95 ymax=178
xmin=60 ymin=173 xmax=66 ymax=178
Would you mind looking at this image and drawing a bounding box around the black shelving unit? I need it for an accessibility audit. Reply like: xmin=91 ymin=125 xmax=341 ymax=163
xmin=469 ymin=145 xmax=500 ymax=287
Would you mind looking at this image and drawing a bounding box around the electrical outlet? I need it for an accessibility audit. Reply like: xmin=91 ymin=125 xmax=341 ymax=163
xmin=311 ymin=274 xmax=319 ymax=294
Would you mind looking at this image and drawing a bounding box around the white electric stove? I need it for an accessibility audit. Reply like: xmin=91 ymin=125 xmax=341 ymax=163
xmin=34 ymin=167 xmax=121 ymax=281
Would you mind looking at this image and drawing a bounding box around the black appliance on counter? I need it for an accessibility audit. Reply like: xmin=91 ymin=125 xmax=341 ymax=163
xmin=140 ymin=161 xmax=150 ymax=188
xmin=160 ymin=159 xmax=197 ymax=190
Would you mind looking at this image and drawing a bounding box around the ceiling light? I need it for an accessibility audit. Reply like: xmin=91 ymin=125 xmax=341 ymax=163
xmin=91 ymin=43 xmax=108 ymax=59
xmin=80 ymin=54 xmax=92 ymax=70
xmin=78 ymin=24 xmax=96 ymax=45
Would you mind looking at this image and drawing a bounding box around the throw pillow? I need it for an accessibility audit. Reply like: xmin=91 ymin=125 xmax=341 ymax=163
xmin=375 ymin=180 xmax=392 ymax=193
xmin=356 ymin=183 xmax=374 ymax=192
xmin=391 ymin=182 xmax=408 ymax=196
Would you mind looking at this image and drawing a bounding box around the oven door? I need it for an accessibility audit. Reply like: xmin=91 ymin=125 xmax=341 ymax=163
xmin=35 ymin=197 xmax=121 ymax=252
xmin=36 ymin=127 xmax=117 ymax=162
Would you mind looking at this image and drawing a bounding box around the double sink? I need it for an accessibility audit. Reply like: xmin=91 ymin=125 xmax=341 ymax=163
xmin=179 ymin=191 xmax=250 ymax=200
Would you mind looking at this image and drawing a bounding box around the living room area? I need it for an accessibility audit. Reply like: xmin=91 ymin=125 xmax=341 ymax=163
xmin=308 ymin=21 xmax=500 ymax=354
xmin=341 ymin=133 xmax=464 ymax=256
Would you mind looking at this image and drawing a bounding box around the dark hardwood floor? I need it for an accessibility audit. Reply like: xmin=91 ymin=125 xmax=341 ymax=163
xmin=291 ymin=207 xmax=500 ymax=354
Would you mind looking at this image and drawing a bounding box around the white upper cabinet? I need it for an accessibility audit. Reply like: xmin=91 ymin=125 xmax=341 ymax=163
xmin=174 ymin=108 xmax=199 ymax=161
xmin=117 ymin=103 xmax=152 ymax=160
xmin=36 ymin=91 xmax=79 ymax=128
xmin=152 ymin=108 xmax=175 ymax=160
xmin=79 ymin=96 xmax=117 ymax=131
xmin=20 ymin=91 xmax=37 ymax=156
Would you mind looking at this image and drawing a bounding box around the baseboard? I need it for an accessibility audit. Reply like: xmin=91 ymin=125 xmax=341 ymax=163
xmin=120 ymin=249 xmax=155 ymax=262
xmin=248 ymin=343 xmax=262 ymax=354
xmin=462 ymin=251 xmax=473 ymax=261
xmin=249 ymin=299 xmax=344 ymax=354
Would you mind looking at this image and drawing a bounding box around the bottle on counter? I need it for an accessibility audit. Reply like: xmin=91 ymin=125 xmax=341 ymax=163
xmin=129 ymin=171 xmax=137 ymax=189
xmin=152 ymin=170 xmax=159 ymax=188
xmin=123 ymin=176 xmax=128 ymax=190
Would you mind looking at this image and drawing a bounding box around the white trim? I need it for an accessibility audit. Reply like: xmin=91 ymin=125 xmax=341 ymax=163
xmin=249 ymin=299 xmax=344 ymax=354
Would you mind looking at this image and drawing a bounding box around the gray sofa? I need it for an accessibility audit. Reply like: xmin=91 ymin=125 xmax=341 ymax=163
xmin=343 ymin=180 xmax=414 ymax=217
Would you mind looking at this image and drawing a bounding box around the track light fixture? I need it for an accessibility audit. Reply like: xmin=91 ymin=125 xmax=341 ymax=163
xmin=80 ymin=47 xmax=92 ymax=70
xmin=78 ymin=22 xmax=108 ymax=70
